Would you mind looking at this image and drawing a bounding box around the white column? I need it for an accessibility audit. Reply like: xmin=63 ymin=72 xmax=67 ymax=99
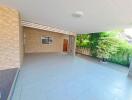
xmin=128 ymin=58 xmax=132 ymax=78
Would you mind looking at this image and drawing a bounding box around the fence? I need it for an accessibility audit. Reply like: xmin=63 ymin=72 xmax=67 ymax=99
xmin=76 ymin=47 xmax=91 ymax=56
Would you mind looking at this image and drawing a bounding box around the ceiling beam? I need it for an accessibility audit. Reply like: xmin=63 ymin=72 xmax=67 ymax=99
xmin=22 ymin=21 xmax=76 ymax=36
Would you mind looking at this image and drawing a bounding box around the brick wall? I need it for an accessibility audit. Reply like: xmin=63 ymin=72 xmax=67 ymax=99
xmin=0 ymin=6 xmax=23 ymax=69
xmin=24 ymin=27 xmax=69 ymax=53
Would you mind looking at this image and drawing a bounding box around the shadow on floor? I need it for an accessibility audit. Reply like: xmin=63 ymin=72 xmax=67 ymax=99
xmin=76 ymin=53 xmax=129 ymax=73
xmin=0 ymin=68 xmax=18 ymax=100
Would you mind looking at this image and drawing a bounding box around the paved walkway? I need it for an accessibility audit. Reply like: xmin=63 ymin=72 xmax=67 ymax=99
xmin=12 ymin=53 xmax=132 ymax=100
xmin=0 ymin=68 xmax=18 ymax=100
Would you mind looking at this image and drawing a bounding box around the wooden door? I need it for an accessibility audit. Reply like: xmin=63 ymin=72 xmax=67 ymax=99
xmin=63 ymin=39 xmax=68 ymax=52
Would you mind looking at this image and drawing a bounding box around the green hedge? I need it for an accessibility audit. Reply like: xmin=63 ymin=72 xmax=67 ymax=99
xmin=76 ymin=30 xmax=132 ymax=67
xmin=108 ymin=42 xmax=132 ymax=66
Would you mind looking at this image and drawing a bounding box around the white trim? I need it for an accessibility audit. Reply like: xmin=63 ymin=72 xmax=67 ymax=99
xmin=41 ymin=36 xmax=53 ymax=45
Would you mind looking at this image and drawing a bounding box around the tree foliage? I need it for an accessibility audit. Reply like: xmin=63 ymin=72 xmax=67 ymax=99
xmin=76 ymin=30 xmax=132 ymax=67
xmin=108 ymin=40 xmax=132 ymax=66
xmin=76 ymin=34 xmax=90 ymax=48
xmin=96 ymin=37 xmax=119 ymax=59
xmin=89 ymin=33 xmax=101 ymax=56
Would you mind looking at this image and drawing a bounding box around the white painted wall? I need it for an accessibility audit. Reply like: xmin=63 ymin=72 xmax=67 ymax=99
xmin=1 ymin=0 xmax=132 ymax=33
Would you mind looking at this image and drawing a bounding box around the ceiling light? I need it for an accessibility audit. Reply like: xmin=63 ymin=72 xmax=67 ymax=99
xmin=72 ymin=11 xmax=84 ymax=18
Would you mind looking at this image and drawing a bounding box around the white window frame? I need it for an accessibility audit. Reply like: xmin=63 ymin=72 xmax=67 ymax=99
xmin=41 ymin=36 xmax=53 ymax=44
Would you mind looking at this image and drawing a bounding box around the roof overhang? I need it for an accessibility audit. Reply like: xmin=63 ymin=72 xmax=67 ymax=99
xmin=22 ymin=21 xmax=76 ymax=36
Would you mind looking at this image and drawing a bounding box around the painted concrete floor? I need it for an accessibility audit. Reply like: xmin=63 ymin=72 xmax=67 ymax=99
xmin=12 ymin=53 xmax=132 ymax=100
xmin=0 ymin=68 xmax=18 ymax=100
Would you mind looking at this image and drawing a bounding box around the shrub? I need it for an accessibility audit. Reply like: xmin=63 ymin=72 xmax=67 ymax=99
xmin=76 ymin=30 xmax=132 ymax=67
xmin=96 ymin=37 xmax=119 ymax=60
xmin=76 ymin=34 xmax=90 ymax=48
xmin=108 ymin=40 xmax=132 ymax=66
xmin=89 ymin=33 xmax=101 ymax=57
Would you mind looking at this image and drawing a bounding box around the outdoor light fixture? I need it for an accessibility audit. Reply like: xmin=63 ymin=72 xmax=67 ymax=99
xmin=72 ymin=11 xmax=84 ymax=18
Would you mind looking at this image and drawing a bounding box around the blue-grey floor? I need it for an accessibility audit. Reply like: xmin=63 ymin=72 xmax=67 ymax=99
xmin=0 ymin=68 xmax=18 ymax=100
xmin=12 ymin=53 xmax=132 ymax=100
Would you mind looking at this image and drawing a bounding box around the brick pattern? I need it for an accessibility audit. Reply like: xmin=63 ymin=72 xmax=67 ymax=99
xmin=0 ymin=6 xmax=22 ymax=69
xmin=24 ymin=27 xmax=69 ymax=53
xmin=69 ymin=35 xmax=76 ymax=56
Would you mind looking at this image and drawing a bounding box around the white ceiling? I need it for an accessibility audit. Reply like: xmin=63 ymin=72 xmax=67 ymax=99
xmin=1 ymin=0 xmax=132 ymax=34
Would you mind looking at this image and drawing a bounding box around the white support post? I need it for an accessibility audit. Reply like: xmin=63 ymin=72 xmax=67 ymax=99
xmin=128 ymin=58 xmax=132 ymax=78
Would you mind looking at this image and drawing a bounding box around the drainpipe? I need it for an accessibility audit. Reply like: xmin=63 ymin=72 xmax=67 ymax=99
xmin=128 ymin=57 xmax=132 ymax=78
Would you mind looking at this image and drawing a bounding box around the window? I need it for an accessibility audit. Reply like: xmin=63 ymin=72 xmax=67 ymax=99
xmin=41 ymin=36 xmax=53 ymax=44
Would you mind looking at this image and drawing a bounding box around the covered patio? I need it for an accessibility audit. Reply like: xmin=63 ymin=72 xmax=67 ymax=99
xmin=12 ymin=53 xmax=132 ymax=100
xmin=0 ymin=1 xmax=132 ymax=100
